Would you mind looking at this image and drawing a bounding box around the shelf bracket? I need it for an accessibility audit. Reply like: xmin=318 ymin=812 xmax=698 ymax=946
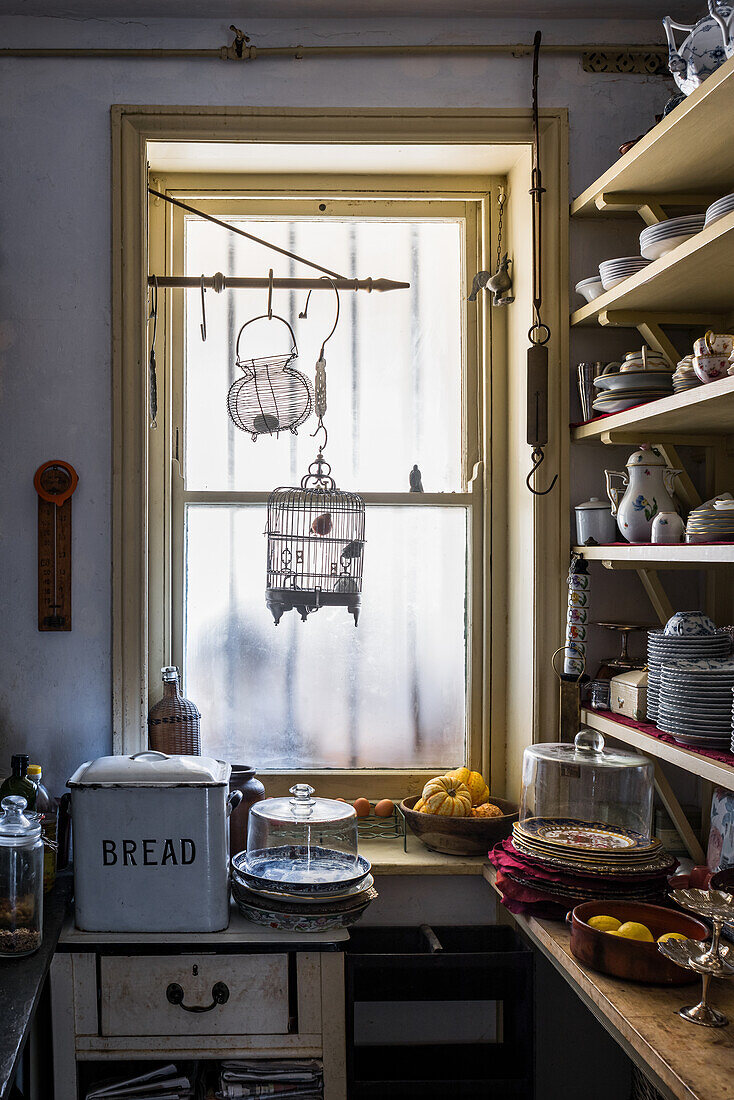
xmin=598 ymin=312 xmax=681 ymax=367
xmin=594 ymin=192 xmax=717 ymax=226
xmin=636 ymin=569 xmax=673 ymax=624
xmin=653 ymin=761 xmax=706 ymax=864
xmin=654 ymin=443 xmax=702 ymax=512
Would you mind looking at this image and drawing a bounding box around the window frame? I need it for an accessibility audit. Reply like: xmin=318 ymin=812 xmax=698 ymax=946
xmin=150 ymin=182 xmax=490 ymax=796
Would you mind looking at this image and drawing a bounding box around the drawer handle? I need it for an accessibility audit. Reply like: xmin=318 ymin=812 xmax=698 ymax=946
xmin=165 ymin=981 xmax=230 ymax=1013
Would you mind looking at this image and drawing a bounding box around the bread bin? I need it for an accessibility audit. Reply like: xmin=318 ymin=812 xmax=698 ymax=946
xmin=67 ymin=751 xmax=241 ymax=932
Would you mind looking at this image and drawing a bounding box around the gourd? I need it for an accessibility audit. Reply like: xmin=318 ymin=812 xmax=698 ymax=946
xmin=447 ymin=767 xmax=489 ymax=806
xmin=421 ymin=776 xmax=472 ymax=817
xmin=414 ymin=797 xmax=426 ymax=812
xmin=472 ymin=802 xmax=502 ymax=819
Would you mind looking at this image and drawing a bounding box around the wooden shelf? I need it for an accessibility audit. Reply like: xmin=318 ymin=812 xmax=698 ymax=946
xmin=572 ymin=55 xmax=734 ymax=218
xmin=573 ymin=543 xmax=734 ymax=566
xmin=484 ymin=865 xmax=734 ymax=1100
xmin=571 ymin=208 xmax=734 ymax=324
xmin=581 ymin=708 xmax=734 ymax=787
xmin=572 ymin=376 xmax=734 ymax=441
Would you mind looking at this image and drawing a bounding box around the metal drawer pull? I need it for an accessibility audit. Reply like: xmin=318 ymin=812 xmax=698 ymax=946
xmin=166 ymin=981 xmax=230 ymax=1013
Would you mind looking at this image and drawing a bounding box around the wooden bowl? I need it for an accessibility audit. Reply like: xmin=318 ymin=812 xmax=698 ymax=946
xmin=400 ymin=795 xmax=518 ymax=856
xmin=568 ymin=900 xmax=709 ymax=985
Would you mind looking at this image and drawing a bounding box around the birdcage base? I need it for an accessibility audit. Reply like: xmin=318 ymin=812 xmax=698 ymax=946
xmin=266 ymin=587 xmax=361 ymax=626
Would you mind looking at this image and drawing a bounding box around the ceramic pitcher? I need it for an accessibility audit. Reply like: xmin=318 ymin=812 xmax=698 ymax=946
xmin=663 ymin=2 xmax=734 ymax=96
xmin=604 ymin=447 xmax=682 ymax=544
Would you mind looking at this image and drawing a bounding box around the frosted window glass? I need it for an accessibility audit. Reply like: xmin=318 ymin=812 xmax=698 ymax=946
xmin=184 ymin=216 xmax=463 ymax=493
xmin=184 ymin=505 xmax=466 ymax=769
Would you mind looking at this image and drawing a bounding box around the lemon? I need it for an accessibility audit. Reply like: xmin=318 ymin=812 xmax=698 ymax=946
xmin=588 ymin=915 xmax=622 ymax=933
xmin=658 ymin=932 xmax=688 ymax=943
xmin=606 ymin=930 xmax=624 ymax=936
xmin=616 ymin=921 xmax=654 ymax=942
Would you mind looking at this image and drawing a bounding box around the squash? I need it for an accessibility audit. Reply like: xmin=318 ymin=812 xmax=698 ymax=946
xmin=414 ymin=797 xmax=426 ymax=812
xmin=471 ymin=802 xmax=503 ymax=819
xmin=447 ymin=767 xmax=489 ymax=806
xmin=421 ymin=776 xmax=472 ymax=817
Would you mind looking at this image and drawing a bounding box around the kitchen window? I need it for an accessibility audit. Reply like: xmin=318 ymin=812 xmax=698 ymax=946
xmin=148 ymin=183 xmax=490 ymax=791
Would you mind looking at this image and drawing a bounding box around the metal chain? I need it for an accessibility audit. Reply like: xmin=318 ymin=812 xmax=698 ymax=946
xmin=496 ymin=190 xmax=505 ymax=274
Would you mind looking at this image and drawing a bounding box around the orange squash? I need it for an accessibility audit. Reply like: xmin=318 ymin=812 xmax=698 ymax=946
xmin=422 ymin=776 xmax=472 ymax=817
xmin=447 ymin=767 xmax=489 ymax=806
xmin=471 ymin=802 xmax=503 ymax=818
xmin=414 ymin=797 xmax=426 ymax=812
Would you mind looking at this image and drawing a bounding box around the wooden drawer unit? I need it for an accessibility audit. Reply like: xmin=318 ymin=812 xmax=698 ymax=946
xmin=99 ymin=953 xmax=290 ymax=1036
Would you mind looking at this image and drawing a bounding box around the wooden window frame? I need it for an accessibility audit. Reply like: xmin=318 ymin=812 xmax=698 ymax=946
xmin=112 ymin=106 xmax=569 ymax=800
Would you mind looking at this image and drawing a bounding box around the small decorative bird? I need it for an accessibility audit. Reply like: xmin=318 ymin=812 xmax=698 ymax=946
xmin=409 ymin=464 xmax=424 ymax=493
xmin=468 ymin=254 xmax=515 ymax=306
xmin=311 ymin=512 xmax=332 ymax=536
xmin=341 ymin=539 xmax=364 ymax=560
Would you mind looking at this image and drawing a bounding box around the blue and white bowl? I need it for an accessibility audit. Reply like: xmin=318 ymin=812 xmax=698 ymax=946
xmin=664 ymin=611 xmax=717 ymax=637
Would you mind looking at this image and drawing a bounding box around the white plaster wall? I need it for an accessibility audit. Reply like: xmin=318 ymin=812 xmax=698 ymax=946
xmin=0 ymin=14 xmax=675 ymax=793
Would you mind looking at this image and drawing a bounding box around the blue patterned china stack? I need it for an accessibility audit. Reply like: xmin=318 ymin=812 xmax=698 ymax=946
xmin=647 ymin=612 xmax=730 ymax=724
xmin=658 ymin=659 xmax=734 ymax=747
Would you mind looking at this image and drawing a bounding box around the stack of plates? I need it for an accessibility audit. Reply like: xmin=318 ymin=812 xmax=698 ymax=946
xmin=658 ymin=658 xmax=734 ymax=747
xmin=705 ymin=192 xmax=734 ymax=228
xmin=639 ymin=214 xmax=705 ymax=261
xmin=592 ymin=388 xmax=671 ymax=414
xmin=599 ymin=256 xmax=651 ymax=291
xmin=673 ymin=355 xmax=702 ymax=393
xmin=230 ymin=848 xmax=376 ymax=931
xmin=647 ymin=629 xmax=731 ymax=722
xmin=575 ymin=275 xmax=605 ymax=303
xmin=686 ymin=497 xmax=734 ymax=544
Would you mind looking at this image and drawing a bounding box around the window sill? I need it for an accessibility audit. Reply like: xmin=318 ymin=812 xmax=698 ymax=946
xmin=359 ymin=836 xmax=489 ymax=875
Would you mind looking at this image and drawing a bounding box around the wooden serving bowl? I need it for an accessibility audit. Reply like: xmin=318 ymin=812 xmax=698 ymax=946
xmin=568 ymin=900 xmax=709 ymax=985
xmin=400 ymin=794 xmax=518 ymax=856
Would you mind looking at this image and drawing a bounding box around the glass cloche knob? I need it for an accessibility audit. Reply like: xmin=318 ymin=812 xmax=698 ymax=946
xmin=289 ymin=784 xmax=316 ymax=816
xmin=574 ymin=728 xmax=605 ymax=754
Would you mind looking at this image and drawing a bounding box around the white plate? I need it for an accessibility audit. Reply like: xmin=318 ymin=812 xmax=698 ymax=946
xmin=594 ymin=371 xmax=673 ymax=392
xmin=575 ymin=277 xmax=605 ymax=303
xmin=705 ymin=193 xmax=734 ymax=226
xmin=592 ymin=395 xmax=661 ymax=413
xmin=640 ymin=231 xmax=703 ymax=262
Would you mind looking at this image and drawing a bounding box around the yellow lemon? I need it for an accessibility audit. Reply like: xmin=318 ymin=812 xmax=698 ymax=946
xmin=588 ymin=915 xmax=622 ymax=933
xmin=616 ymin=921 xmax=654 ymax=942
xmin=606 ymin=930 xmax=624 ymax=936
xmin=658 ymin=932 xmax=688 ymax=943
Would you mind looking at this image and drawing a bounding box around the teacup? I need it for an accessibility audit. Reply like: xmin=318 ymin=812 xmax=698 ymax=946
xmin=694 ymin=332 xmax=734 ymax=357
xmin=567 ymin=606 xmax=590 ymax=624
xmin=567 ymin=623 xmax=588 ymax=641
xmin=568 ymin=590 xmax=589 ymax=608
xmin=664 ymin=610 xmax=717 ymax=637
xmin=693 ymin=354 xmax=729 ymax=384
xmin=568 ymin=572 xmax=590 ymax=592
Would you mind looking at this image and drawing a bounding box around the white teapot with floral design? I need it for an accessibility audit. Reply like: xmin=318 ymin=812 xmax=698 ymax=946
xmin=604 ymin=446 xmax=682 ymax=544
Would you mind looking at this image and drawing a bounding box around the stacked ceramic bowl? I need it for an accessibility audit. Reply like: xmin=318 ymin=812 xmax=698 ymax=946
xmin=599 ymin=256 xmax=651 ymax=291
xmin=705 ymin=192 xmax=734 ymax=228
xmin=639 ymin=214 xmax=705 ymax=261
xmin=673 ymin=355 xmax=702 ymax=393
xmin=592 ymin=347 xmax=673 ymax=415
xmin=647 ymin=613 xmax=730 ymax=724
xmin=686 ymin=495 xmax=734 ymax=544
xmin=575 ymin=276 xmax=605 ymax=304
xmin=658 ymin=658 xmax=734 ymax=748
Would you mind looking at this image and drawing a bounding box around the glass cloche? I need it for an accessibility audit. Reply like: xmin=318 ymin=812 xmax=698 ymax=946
xmin=240 ymin=784 xmax=364 ymax=889
xmin=520 ymin=728 xmax=654 ymax=840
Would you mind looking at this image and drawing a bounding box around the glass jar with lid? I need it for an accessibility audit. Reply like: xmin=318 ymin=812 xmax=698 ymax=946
xmin=520 ymin=728 xmax=654 ymax=840
xmin=242 ymin=784 xmax=362 ymax=888
xmin=0 ymin=795 xmax=44 ymax=956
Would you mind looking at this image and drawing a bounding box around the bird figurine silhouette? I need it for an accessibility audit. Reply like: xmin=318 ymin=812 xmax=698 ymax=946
xmin=409 ymin=464 xmax=424 ymax=493
xmin=468 ymin=254 xmax=515 ymax=306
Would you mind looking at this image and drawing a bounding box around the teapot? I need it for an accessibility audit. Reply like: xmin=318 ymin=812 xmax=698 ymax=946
xmin=663 ymin=1 xmax=734 ymax=96
xmin=604 ymin=446 xmax=682 ymax=544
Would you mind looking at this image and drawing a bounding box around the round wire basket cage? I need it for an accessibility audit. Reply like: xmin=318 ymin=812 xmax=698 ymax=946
xmin=227 ymin=314 xmax=314 ymax=440
xmin=265 ymin=451 xmax=366 ymax=626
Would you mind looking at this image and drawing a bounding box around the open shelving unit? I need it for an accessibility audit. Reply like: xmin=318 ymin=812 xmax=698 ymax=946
xmin=572 ymin=375 xmax=734 ymax=442
xmin=571 ymin=543 xmax=734 ymax=566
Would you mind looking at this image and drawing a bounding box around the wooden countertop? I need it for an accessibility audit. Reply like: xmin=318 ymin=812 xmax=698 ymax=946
xmin=360 ymin=836 xmax=487 ymax=875
xmin=484 ymin=866 xmax=734 ymax=1100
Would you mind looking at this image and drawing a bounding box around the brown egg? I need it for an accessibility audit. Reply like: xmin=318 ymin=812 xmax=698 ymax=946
xmin=374 ymin=798 xmax=394 ymax=817
xmin=353 ymin=797 xmax=371 ymax=818
xmin=335 ymin=797 xmax=347 ymax=802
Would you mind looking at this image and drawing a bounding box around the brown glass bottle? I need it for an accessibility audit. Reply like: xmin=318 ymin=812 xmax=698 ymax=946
xmin=147 ymin=667 xmax=201 ymax=755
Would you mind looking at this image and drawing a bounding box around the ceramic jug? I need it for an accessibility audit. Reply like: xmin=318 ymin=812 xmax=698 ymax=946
xmin=663 ymin=2 xmax=734 ymax=96
xmin=605 ymin=447 xmax=682 ymax=544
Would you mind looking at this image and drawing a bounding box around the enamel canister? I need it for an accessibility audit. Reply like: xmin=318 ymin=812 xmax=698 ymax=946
xmin=67 ymin=751 xmax=240 ymax=933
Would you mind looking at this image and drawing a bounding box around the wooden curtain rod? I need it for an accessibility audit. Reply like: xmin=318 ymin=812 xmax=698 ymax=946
xmin=147 ymin=275 xmax=409 ymax=292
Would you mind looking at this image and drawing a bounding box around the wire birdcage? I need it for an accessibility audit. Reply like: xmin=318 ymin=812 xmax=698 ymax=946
xmin=266 ymin=450 xmax=365 ymax=626
xmin=227 ymin=314 xmax=314 ymax=439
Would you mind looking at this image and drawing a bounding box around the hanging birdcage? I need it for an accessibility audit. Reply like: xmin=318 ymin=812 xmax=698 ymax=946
xmin=265 ymin=451 xmax=365 ymax=626
xmin=227 ymin=314 xmax=313 ymax=439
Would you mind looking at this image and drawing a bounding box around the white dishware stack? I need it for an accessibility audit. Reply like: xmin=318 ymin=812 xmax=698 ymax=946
xmin=658 ymin=658 xmax=734 ymax=748
xmin=646 ymin=613 xmax=730 ymax=726
xmin=574 ymin=276 xmax=605 ymax=303
xmin=598 ymin=256 xmax=651 ymax=291
xmin=705 ymin=192 xmax=734 ymax=228
xmin=592 ymin=348 xmax=673 ymax=416
xmin=639 ymin=214 xmax=705 ymax=261
xmin=686 ymin=494 xmax=734 ymax=544
xmin=672 ymin=355 xmax=702 ymax=393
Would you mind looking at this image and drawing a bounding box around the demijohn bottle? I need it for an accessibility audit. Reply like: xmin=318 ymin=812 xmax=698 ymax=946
xmin=147 ymin=666 xmax=201 ymax=755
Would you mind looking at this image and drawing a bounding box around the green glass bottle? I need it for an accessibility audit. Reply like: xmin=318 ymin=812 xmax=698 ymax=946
xmin=0 ymin=754 xmax=37 ymax=810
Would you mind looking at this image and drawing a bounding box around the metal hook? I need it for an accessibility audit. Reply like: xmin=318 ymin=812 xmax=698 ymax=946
xmin=298 ymin=276 xmax=340 ymax=353
xmin=199 ymin=275 xmax=207 ymax=342
xmin=526 ymin=446 xmax=558 ymax=496
xmin=310 ymin=420 xmax=328 ymax=450
xmin=267 ymin=268 xmax=274 ymax=320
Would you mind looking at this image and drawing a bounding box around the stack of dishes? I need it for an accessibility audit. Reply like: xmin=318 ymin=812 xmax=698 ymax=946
xmin=575 ymin=276 xmax=605 ymax=303
xmin=639 ymin=214 xmax=705 ymax=261
xmin=592 ymin=348 xmax=673 ymax=415
xmin=599 ymin=256 xmax=651 ymax=291
xmin=489 ymin=819 xmax=675 ymax=916
xmin=647 ymin=626 xmax=731 ymax=723
xmin=705 ymin=192 xmax=734 ymax=228
xmin=658 ymin=658 xmax=734 ymax=748
xmin=231 ymin=850 xmax=376 ymax=932
xmin=686 ymin=496 xmax=734 ymax=544
xmin=673 ymin=355 xmax=702 ymax=393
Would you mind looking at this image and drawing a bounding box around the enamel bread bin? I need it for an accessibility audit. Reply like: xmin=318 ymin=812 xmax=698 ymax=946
xmin=67 ymin=751 xmax=241 ymax=933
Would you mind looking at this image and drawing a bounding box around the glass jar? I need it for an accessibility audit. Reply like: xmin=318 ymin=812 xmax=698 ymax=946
xmin=246 ymin=784 xmax=359 ymax=885
xmin=520 ymin=728 xmax=654 ymax=839
xmin=0 ymin=796 xmax=43 ymax=956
